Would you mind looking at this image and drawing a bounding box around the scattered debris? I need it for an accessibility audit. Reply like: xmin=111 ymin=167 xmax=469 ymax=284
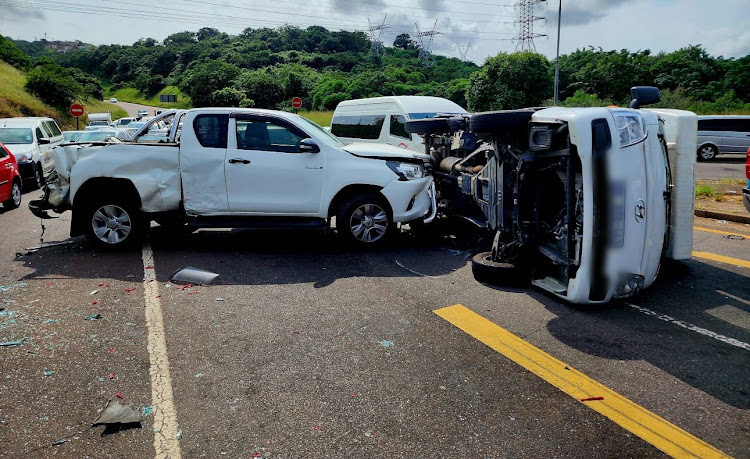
xmin=179 ymin=284 xmax=193 ymax=291
xmin=84 ymin=314 xmax=102 ymax=321
xmin=194 ymin=373 xmax=204 ymax=378
xmin=109 ymin=373 xmax=115 ymax=380
xmin=90 ymin=289 xmax=100 ymax=295
xmin=724 ymin=234 xmax=746 ymax=241
xmin=312 ymin=426 xmax=323 ymax=432
xmin=44 ymin=370 xmax=55 ymax=377
xmin=171 ymin=267 xmax=219 ymax=285
xmin=379 ymin=340 xmax=394 ymax=347
xmin=51 ymin=438 xmax=69 ymax=446
xmin=216 ymin=298 xmax=225 ymax=302
xmin=0 ymin=283 xmax=27 ymax=293
xmin=142 ymin=406 xmax=153 ymax=417
xmin=124 ymin=288 xmax=136 ymax=293
xmin=115 ymin=391 xmax=123 ymax=399
xmin=91 ymin=301 xmax=98 ymax=306
xmin=92 ymin=400 xmax=141 ymax=426
xmin=108 ymin=348 xmax=117 ymax=354
xmin=98 ymin=283 xmax=105 ymax=287
xmin=0 ymin=338 xmax=27 ymax=347
xmin=176 ymin=429 xmax=183 ymax=439
xmin=43 ymin=319 xmax=57 ymax=325
xmin=580 ymin=396 xmax=605 ymax=402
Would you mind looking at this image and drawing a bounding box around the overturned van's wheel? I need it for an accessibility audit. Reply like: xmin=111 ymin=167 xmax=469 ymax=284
xmin=469 ymin=110 xmax=536 ymax=135
xmin=404 ymin=118 xmax=451 ymax=135
xmin=471 ymin=252 xmax=526 ymax=286
xmin=84 ymin=194 xmax=144 ymax=250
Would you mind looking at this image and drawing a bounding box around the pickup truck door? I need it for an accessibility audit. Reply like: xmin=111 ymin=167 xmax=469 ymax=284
xmin=225 ymin=114 xmax=325 ymax=214
xmin=181 ymin=113 xmax=231 ymax=214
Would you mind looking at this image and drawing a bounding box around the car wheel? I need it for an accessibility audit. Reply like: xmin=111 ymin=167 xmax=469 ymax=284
xmin=3 ymin=180 xmax=21 ymax=209
xmin=84 ymin=195 xmax=144 ymax=250
xmin=469 ymin=110 xmax=536 ymax=135
xmin=471 ymin=251 xmax=526 ymax=286
xmin=337 ymin=194 xmax=392 ymax=247
xmin=697 ymin=145 xmax=717 ymax=161
xmin=33 ymin=163 xmax=44 ymax=189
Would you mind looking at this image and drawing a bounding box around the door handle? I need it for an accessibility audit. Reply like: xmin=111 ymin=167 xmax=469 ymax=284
xmin=228 ymin=158 xmax=251 ymax=164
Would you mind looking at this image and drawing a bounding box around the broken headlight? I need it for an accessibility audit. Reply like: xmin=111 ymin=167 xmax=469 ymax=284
xmin=613 ymin=274 xmax=644 ymax=298
xmin=386 ymin=161 xmax=425 ymax=181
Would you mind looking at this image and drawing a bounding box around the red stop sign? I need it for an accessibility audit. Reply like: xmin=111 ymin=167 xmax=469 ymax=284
xmin=292 ymin=97 xmax=303 ymax=109
xmin=69 ymin=103 xmax=84 ymax=117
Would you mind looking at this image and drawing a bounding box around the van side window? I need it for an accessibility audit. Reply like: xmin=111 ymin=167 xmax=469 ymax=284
xmin=35 ymin=127 xmax=45 ymax=140
xmin=698 ymin=118 xmax=750 ymax=132
xmin=193 ymin=114 xmax=228 ymax=148
xmin=389 ymin=115 xmax=410 ymax=140
xmin=331 ymin=115 xmax=385 ymax=140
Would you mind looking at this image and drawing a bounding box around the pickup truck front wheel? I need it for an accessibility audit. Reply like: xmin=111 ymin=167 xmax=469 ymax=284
xmin=84 ymin=196 xmax=144 ymax=250
xmin=337 ymin=194 xmax=392 ymax=247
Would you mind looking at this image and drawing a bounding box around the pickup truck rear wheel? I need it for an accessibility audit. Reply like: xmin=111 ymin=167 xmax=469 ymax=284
xmin=471 ymin=252 xmax=526 ymax=286
xmin=337 ymin=194 xmax=392 ymax=247
xmin=84 ymin=196 xmax=144 ymax=250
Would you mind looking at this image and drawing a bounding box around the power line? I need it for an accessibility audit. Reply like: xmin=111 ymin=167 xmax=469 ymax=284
xmin=367 ymin=15 xmax=390 ymax=56
xmin=415 ymin=20 xmax=440 ymax=67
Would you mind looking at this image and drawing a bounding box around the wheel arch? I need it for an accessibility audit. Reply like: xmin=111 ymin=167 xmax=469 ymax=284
xmin=326 ymin=184 xmax=391 ymax=222
xmin=71 ymin=178 xmax=141 ymax=237
xmin=697 ymin=141 xmax=719 ymax=154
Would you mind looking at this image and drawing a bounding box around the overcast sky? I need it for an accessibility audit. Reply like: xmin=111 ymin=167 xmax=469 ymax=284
xmin=1 ymin=0 xmax=748 ymax=63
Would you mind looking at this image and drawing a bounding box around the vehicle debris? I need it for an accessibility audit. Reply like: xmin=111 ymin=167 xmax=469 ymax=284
xmin=0 ymin=338 xmax=27 ymax=347
xmin=44 ymin=370 xmax=55 ymax=376
xmin=51 ymin=438 xmax=69 ymax=446
xmin=0 ymin=283 xmax=27 ymax=293
xmin=92 ymin=400 xmax=141 ymax=426
xmin=171 ymin=267 xmax=219 ymax=285
xmin=379 ymin=340 xmax=394 ymax=347
xmin=84 ymin=314 xmax=102 ymax=321
xmin=142 ymin=406 xmax=153 ymax=416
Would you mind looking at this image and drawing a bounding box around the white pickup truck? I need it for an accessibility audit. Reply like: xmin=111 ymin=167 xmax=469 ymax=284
xmin=30 ymin=108 xmax=436 ymax=249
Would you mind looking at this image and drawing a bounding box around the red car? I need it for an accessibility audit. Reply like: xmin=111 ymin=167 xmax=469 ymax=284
xmin=0 ymin=142 xmax=22 ymax=210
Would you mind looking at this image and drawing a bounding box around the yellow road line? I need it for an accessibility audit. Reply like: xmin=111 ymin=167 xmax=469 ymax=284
xmin=694 ymin=226 xmax=749 ymax=238
xmin=434 ymin=304 xmax=730 ymax=459
xmin=693 ymin=251 xmax=750 ymax=269
xmin=142 ymin=243 xmax=182 ymax=458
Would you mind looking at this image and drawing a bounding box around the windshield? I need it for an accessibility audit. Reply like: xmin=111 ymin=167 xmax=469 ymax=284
xmin=62 ymin=131 xmax=83 ymax=142
xmin=294 ymin=116 xmax=344 ymax=148
xmin=76 ymin=131 xmax=116 ymax=142
xmin=0 ymin=128 xmax=33 ymax=144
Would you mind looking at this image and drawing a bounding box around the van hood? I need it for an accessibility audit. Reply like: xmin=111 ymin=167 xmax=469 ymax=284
xmin=5 ymin=144 xmax=36 ymax=161
xmin=342 ymin=142 xmax=430 ymax=163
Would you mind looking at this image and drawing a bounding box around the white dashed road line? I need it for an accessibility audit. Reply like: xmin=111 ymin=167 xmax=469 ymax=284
xmin=627 ymin=303 xmax=750 ymax=352
xmin=141 ymin=243 xmax=182 ymax=458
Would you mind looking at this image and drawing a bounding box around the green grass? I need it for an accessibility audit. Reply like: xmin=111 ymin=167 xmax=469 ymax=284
xmin=0 ymin=60 xmax=62 ymax=121
xmin=695 ymin=184 xmax=718 ymax=198
xmin=112 ymin=86 xmax=192 ymax=109
xmin=297 ymin=111 xmax=333 ymax=127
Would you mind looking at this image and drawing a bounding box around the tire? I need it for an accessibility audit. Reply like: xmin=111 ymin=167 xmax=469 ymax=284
xmin=697 ymin=144 xmax=717 ymax=161
xmin=83 ymin=194 xmax=144 ymax=250
xmin=404 ymin=118 xmax=451 ymax=135
xmin=469 ymin=110 xmax=535 ymax=134
xmin=336 ymin=193 xmax=392 ymax=247
xmin=31 ymin=163 xmax=44 ymax=190
xmin=471 ymin=251 xmax=526 ymax=286
xmin=3 ymin=180 xmax=21 ymax=210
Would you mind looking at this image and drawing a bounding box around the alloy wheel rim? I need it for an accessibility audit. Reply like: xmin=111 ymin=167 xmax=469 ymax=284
xmin=700 ymin=146 xmax=715 ymax=159
xmin=11 ymin=183 xmax=20 ymax=206
xmin=92 ymin=204 xmax=132 ymax=244
xmin=349 ymin=204 xmax=388 ymax=242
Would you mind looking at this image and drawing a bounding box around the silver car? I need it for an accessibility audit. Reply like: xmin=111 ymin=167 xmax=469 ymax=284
xmin=696 ymin=115 xmax=750 ymax=161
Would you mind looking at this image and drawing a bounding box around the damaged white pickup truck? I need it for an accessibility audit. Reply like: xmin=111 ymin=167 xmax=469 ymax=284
xmin=405 ymin=87 xmax=697 ymax=304
xmin=30 ymin=108 xmax=435 ymax=249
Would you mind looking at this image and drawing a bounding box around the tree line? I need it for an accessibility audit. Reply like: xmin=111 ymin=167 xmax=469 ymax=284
xmin=4 ymin=26 xmax=750 ymax=114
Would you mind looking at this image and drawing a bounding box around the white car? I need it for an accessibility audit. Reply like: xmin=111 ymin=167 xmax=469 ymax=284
xmin=109 ymin=98 xmax=118 ymax=103
xmin=32 ymin=108 xmax=436 ymax=250
xmin=0 ymin=117 xmax=63 ymax=189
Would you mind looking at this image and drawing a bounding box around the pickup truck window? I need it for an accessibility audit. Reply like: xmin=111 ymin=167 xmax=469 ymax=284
xmin=193 ymin=114 xmax=228 ymax=148
xmin=236 ymin=120 xmax=303 ymax=153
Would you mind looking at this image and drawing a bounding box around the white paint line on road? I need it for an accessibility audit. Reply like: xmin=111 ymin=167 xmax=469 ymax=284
xmin=142 ymin=243 xmax=182 ymax=458
xmin=395 ymin=259 xmax=440 ymax=279
xmin=627 ymin=303 xmax=750 ymax=352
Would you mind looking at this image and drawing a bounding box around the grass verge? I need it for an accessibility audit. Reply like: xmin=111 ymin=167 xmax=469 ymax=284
xmin=111 ymin=86 xmax=192 ymax=109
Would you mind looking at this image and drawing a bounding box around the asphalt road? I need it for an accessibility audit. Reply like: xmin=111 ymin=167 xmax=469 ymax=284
xmin=0 ymin=189 xmax=748 ymax=457
xmin=695 ymin=153 xmax=746 ymax=180
xmin=112 ymin=101 xmax=164 ymax=118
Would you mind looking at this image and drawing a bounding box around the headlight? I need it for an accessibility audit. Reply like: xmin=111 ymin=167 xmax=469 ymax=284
xmin=386 ymin=161 xmax=425 ymax=181
xmin=613 ymin=274 xmax=644 ymax=298
xmin=15 ymin=153 xmax=32 ymax=162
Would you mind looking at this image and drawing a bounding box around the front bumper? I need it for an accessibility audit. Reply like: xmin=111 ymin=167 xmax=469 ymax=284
xmin=743 ymin=187 xmax=750 ymax=213
xmin=17 ymin=162 xmax=35 ymax=181
xmin=380 ymin=176 xmax=435 ymax=223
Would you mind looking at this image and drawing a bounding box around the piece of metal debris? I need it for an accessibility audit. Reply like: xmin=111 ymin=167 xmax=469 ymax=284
xmin=44 ymin=370 xmax=55 ymax=377
xmin=51 ymin=438 xmax=69 ymax=446
xmin=84 ymin=314 xmax=102 ymax=321
xmin=171 ymin=267 xmax=219 ymax=285
xmin=92 ymin=400 xmax=141 ymax=426
xmin=0 ymin=338 xmax=27 ymax=347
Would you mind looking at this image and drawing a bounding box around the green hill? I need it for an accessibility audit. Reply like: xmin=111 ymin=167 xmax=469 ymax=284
xmin=0 ymin=61 xmax=126 ymax=129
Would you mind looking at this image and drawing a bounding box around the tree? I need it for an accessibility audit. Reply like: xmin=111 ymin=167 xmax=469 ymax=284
xmin=179 ymin=61 xmax=241 ymax=107
xmin=25 ymin=64 xmax=83 ymax=108
xmin=393 ymin=34 xmax=417 ymax=50
xmin=212 ymin=87 xmax=252 ymax=107
xmin=0 ymin=34 xmax=31 ymax=69
xmin=467 ymin=52 xmax=553 ymax=111
xmin=234 ymin=69 xmax=285 ymax=108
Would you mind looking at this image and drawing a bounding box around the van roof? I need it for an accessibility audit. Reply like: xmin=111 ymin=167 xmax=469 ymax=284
xmin=335 ymin=96 xmax=467 ymax=114
xmin=0 ymin=117 xmax=55 ymax=127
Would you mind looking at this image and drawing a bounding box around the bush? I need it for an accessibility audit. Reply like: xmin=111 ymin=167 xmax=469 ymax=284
xmin=212 ymin=87 xmax=252 ymax=107
xmin=25 ymin=64 xmax=83 ymax=108
xmin=0 ymin=35 xmax=30 ymax=69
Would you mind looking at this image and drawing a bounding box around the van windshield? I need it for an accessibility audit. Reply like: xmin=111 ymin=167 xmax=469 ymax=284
xmin=0 ymin=128 xmax=33 ymax=144
xmin=294 ymin=116 xmax=345 ymax=148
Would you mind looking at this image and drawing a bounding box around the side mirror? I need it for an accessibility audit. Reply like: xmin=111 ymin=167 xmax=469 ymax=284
xmin=629 ymin=86 xmax=660 ymax=109
xmin=299 ymin=138 xmax=320 ymax=153
xmin=37 ymin=138 xmax=50 ymax=145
